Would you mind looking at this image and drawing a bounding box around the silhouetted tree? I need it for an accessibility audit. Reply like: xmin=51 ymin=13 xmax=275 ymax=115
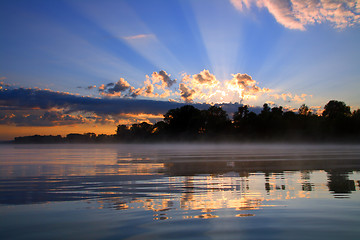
xmin=233 ymin=105 xmax=249 ymax=130
xmin=234 ymin=105 xmax=249 ymax=121
xmin=322 ymin=100 xmax=352 ymax=137
xmin=352 ymin=109 xmax=360 ymax=120
xmin=116 ymin=124 xmax=130 ymax=140
xmin=271 ymin=106 xmax=283 ymax=117
xmin=163 ymin=105 xmax=204 ymax=137
xmin=130 ymin=122 xmax=153 ymax=140
xmin=260 ymin=103 xmax=271 ymax=116
xmin=323 ymin=100 xmax=351 ymax=119
xmin=203 ymin=106 xmax=230 ymax=134
xmin=66 ymin=133 xmax=95 ymax=142
xmin=298 ymin=104 xmax=310 ymax=116
xmin=153 ymin=121 xmax=167 ymax=135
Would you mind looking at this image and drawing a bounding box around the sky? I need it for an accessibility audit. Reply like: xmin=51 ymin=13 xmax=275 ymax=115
xmin=1 ymin=0 xmax=360 ymax=140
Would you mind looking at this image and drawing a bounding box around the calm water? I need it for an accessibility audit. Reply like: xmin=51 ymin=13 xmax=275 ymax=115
xmin=1 ymin=143 xmax=360 ymax=240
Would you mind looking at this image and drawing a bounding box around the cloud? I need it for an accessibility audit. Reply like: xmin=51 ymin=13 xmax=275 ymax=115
xmin=122 ymin=34 xmax=154 ymax=40
xmin=179 ymin=83 xmax=196 ymax=103
xmin=231 ymin=0 xmax=360 ymax=30
xmin=0 ymin=87 xmax=211 ymax=118
xmin=177 ymin=70 xmax=221 ymax=103
xmin=152 ymin=70 xmax=176 ymax=88
xmin=192 ymin=70 xmax=219 ymax=87
xmin=87 ymin=85 xmax=96 ymax=90
xmin=0 ymin=86 xmax=188 ymax=127
xmin=99 ymin=78 xmax=131 ymax=96
xmin=0 ymin=110 xmax=88 ymax=127
xmin=226 ymin=73 xmax=270 ymax=100
xmin=271 ymin=93 xmax=310 ymax=102
xmin=98 ymin=72 xmax=174 ymax=99
xmin=128 ymin=78 xmax=158 ymax=98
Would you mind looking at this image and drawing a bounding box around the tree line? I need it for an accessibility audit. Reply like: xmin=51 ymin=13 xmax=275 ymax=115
xmin=14 ymin=100 xmax=360 ymax=143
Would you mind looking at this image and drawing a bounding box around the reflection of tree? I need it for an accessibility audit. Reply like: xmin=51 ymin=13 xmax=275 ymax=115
xmin=265 ymin=172 xmax=271 ymax=194
xmin=301 ymin=170 xmax=313 ymax=191
xmin=327 ymin=170 xmax=356 ymax=197
xmin=180 ymin=176 xmax=194 ymax=209
xmin=264 ymin=172 xmax=286 ymax=194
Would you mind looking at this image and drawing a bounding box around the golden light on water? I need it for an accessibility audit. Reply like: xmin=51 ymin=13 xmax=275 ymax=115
xmin=92 ymin=169 xmax=359 ymax=220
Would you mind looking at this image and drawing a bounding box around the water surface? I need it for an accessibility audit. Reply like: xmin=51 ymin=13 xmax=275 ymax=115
xmin=1 ymin=144 xmax=360 ymax=239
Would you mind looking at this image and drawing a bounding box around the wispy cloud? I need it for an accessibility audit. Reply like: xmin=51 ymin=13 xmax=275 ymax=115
xmin=231 ymin=0 xmax=360 ymax=30
xmin=122 ymin=34 xmax=155 ymax=40
xmin=271 ymin=93 xmax=311 ymax=103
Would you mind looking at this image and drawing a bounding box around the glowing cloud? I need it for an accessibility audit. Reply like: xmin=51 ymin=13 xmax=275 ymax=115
xmin=231 ymin=0 xmax=360 ymax=30
xmin=226 ymin=73 xmax=270 ymax=100
xmin=192 ymin=69 xmax=219 ymax=87
xmin=152 ymin=70 xmax=176 ymax=88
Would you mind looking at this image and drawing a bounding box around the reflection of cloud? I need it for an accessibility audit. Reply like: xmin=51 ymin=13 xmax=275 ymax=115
xmin=231 ymin=0 xmax=360 ymax=30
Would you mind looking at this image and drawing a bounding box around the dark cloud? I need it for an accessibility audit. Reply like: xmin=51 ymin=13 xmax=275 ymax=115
xmin=77 ymin=85 xmax=96 ymax=90
xmin=0 ymin=110 xmax=87 ymax=126
xmin=152 ymin=70 xmax=176 ymax=88
xmin=99 ymin=78 xmax=131 ymax=96
xmin=1 ymin=87 xmax=261 ymax=126
xmin=179 ymin=83 xmax=195 ymax=103
xmin=0 ymin=87 xmax=209 ymax=116
xmin=87 ymin=85 xmax=96 ymax=90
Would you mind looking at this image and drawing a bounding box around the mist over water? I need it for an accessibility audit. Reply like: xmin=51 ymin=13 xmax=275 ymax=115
xmin=1 ymin=143 xmax=360 ymax=240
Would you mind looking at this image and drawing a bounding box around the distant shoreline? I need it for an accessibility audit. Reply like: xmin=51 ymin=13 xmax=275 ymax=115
xmin=8 ymin=136 xmax=360 ymax=145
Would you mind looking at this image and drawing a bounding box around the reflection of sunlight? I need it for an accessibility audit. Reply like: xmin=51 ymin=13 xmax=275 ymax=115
xmin=3 ymin=145 xmax=360 ymax=222
xmin=95 ymin=170 xmax=359 ymax=220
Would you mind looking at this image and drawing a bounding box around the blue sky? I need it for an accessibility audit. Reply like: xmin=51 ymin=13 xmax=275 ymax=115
xmin=1 ymin=0 xmax=360 ymax=139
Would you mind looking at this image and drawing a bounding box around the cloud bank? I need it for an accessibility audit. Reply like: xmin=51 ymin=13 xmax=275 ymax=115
xmin=0 ymin=87 xmax=209 ymax=126
xmin=231 ymin=0 xmax=360 ymax=30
